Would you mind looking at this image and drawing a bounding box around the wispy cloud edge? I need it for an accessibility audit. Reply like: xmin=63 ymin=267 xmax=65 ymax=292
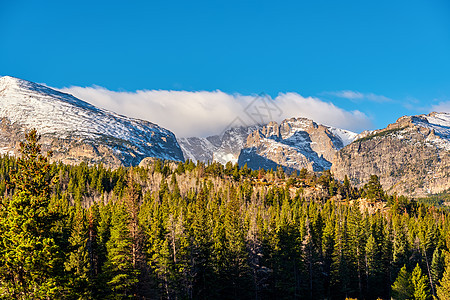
xmin=325 ymin=90 xmax=392 ymax=103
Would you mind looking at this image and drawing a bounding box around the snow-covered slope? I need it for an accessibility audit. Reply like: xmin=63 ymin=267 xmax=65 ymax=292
xmin=0 ymin=76 xmax=184 ymax=166
xmin=410 ymin=112 xmax=450 ymax=150
xmin=327 ymin=126 xmax=358 ymax=146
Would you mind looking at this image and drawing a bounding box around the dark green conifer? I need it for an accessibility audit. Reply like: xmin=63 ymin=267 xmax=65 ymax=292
xmin=0 ymin=129 xmax=64 ymax=298
xmin=411 ymin=263 xmax=431 ymax=300
xmin=392 ymin=265 xmax=413 ymax=300
xmin=437 ymin=251 xmax=450 ymax=300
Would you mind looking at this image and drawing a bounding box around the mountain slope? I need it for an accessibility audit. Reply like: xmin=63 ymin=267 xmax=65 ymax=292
xmin=239 ymin=117 xmax=357 ymax=171
xmin=331 ymin=112 xmax=450 ymax=197
xmin=177 ymin=136 xmax=217 ymax=163
xmin=0 ymin=76 xmax=184 ymax=167
xmin=178 ymin=125 xmax=260 ymax=164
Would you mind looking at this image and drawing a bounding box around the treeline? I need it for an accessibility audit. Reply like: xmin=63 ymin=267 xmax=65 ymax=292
xmin=0 ymin=130 xmax=450 ymax=299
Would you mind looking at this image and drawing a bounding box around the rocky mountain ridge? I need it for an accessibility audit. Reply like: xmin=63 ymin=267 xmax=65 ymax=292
xmin=178 ymin=125 xmax=261 ymax=165
xmin=331 ymin=112 xmax=450 ymax=197
xmin=0 ymin=76 xmax=184 ymax=167
xmin=238 ymin=117 xmax=357 ymax=172
xmin=178 ymin=118 xmax=357 ymax=172
xmin=1 ymin=76 xmax=449 ymax=198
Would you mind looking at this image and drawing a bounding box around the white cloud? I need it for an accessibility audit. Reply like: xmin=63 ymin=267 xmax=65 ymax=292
xmin=430 ymin=101 xmax=450 ymax=113
xmin=58 ymin=86 xmax=372 ymax=137
xmin=327 ymin=90 xmax=391 ymax=103
xmin=275 ymin=93 xmax=372 ymax=132
xmin=331 ymin=90 xmax=365 ymax=99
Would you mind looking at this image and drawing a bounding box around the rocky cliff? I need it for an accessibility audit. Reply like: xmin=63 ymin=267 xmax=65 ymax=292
xmin=331 ymin=112 xmax=450 ymax=197
xmin=239 ymin=117 xmax=357 ymax=172
xmin=178 ymin=125 xmax=260 ymax=164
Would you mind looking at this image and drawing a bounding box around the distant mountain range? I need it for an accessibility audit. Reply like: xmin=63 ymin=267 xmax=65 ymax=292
xmin=178 ymin=119 xmax=356 ymax=171
xmin=1 ymin=76 xmax=449 ymax=197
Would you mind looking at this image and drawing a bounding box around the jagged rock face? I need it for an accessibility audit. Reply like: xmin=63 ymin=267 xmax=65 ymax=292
xmin=178 ymin=125 xmax=260 ymax=164
xmin=0 ymin=76 xmax=184 ymax=168
xmin=331 ymin=112 xmax=450 ymax=197
xmin=177 ymin=137 xmax=216 ymax=163
xmin=239 ymin=117 xmax=356 ymax=172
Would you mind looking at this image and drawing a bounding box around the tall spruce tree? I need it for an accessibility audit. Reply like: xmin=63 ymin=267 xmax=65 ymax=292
xmin=391 ymin=265 xmax=413 ymax=300
xmin=411 ymin=263 xmax=431 ymax=300
xmin=64 ymin=202 xmax=91 ymax=299
xmin=103 ymin=202 xmax=139 ymax=299
xmin=0 ymin=129 xmax=64 ymax=298
xmin=437 ymin=252 xmax=450 ymax=300
xmin=430 ymin=248 xmax=444 ymax=296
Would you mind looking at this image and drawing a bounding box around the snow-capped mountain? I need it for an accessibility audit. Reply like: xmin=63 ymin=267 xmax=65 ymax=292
xmin=239 ymin=117 xmax=357 ymax=171
xmin=178 ymin=125 xmax=261 ymax=165
xmin=0 ymin=76 xmax=184 ymax=167
xmin=332 ymin=112 xmax=450 ymax=197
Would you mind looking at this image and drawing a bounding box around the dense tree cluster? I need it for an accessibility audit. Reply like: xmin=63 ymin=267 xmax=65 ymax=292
xmin=1 ymin=130 xmax=450 ymax=299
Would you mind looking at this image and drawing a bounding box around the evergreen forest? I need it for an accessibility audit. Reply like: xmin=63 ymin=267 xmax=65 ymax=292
xmin=1 ymin=130 xmax=450 ymax=300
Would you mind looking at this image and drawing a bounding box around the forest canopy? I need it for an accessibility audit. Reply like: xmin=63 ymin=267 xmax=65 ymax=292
xmin=0 ymin=130 xmax=449 ymax=299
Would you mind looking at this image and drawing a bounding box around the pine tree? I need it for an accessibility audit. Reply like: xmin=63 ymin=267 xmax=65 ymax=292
xmin=330 ymin=214 xmax=354 ymax=299
xmin=393 ymin=218 xmax=409 ymax=273
xmin=321 ymin=211 xmax=335 ymax=298
xmin=0 ymin=129 xmax=64 ymax=298
xmin=187 ymin=186 xmax=214 ymax=299
xmin=246 ymin=204 xmax=269 ymax=300
xmin=430 ymin=247 xmax=444 ymax=297
xmin=64 ymin=202 xmax=91 ymax=298
xmin=223 ymin=187 xmax=250 ymax=299
xmin=103 ymin=202 xmax=139 ymax=298
xmin=381 ymin=225 xmax=393 ymax=298
xmin=86 ymin=201 xmax=103 ymax=296
xmin=437 ymin=252 xmax=450 ymax=300
xmin=362 ymin=175 xmax=385 ymax=200
xmin=347 ymin=205 xmax=367 ymax=297
xmin=94 ymin=200 xmax=112 ymax=296
xmin=411 ymin=263 xmax=431 ymax=300
xmin=365 ymin=233 xmax=382 ymax=296
xmin=302 ymin=216 xmax=322 ymax=299
xmin=391 ymin=265 xmax=413 ymax=300
xmin=123 ymin=171 xmax=144 ymax=275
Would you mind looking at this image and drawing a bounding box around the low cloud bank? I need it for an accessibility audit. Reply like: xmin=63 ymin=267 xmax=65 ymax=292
xmin=59 ymin=86 xmax=372 ymax=137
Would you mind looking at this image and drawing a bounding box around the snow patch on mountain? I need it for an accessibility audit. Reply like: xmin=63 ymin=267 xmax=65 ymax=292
xmin=327 ymin=127 xmax=358 ymax=146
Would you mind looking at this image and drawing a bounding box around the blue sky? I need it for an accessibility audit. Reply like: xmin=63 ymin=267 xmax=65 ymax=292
xmin=1 ymin=0 xmax=450 ymax=136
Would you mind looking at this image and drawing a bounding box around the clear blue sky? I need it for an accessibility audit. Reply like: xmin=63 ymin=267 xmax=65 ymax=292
xmin=1 ymin=0 xmax=450 ymax=131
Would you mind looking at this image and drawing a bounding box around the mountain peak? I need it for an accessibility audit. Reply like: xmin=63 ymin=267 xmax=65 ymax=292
xmin=239 ymin=116 xmax=352 ymax=172
xmin=1 ymin=75 xmax=46 ymax=92
xmin=0 ymin=75 xmax=21 ymax=83
xmin=0 ymin=76 xmax=23 ymax=92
